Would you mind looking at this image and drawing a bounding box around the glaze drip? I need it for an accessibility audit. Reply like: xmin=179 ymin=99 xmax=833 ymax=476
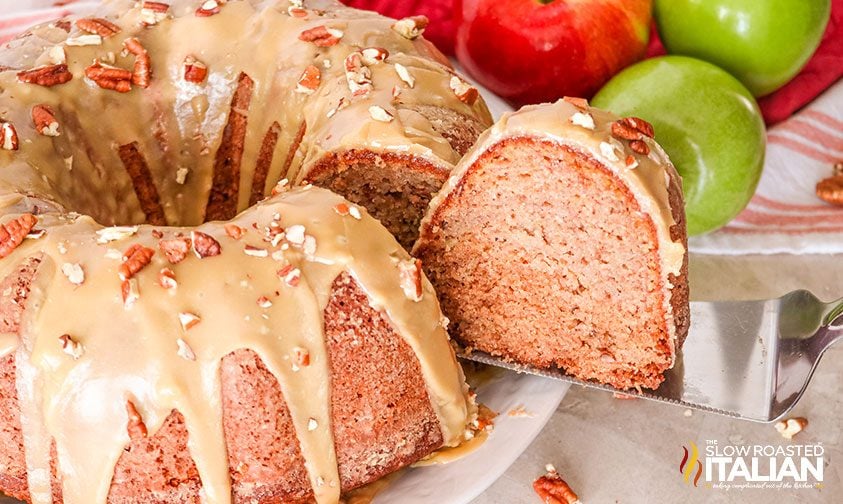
xmin=0 ymin=186 xmax=473 ymax=504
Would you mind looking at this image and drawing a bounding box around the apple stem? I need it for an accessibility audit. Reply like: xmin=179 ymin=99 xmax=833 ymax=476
xmin=536 ymin=0 xmax=555 ymax=4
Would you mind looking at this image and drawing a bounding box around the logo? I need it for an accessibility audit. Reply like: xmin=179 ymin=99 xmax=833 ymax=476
xmin=678 ymin=439 xmax=824 ymax=491
xmin=680 ymin=441 xmax=703 ymax=486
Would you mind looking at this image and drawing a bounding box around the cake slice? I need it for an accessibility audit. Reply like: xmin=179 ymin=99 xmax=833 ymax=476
xmin=414 ymin=99 xmax=689 ymax=390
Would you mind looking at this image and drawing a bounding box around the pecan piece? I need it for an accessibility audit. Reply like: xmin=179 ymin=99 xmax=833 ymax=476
xmin=123 ymin=38 xmax=151 ymax=88
xmin=159 ymin=267 xmax=177 ymax=289
xmin=32 ymin=105 xmax=60 ymax=137
xmin=360 ymin=47 xmax=389 ymax=65
xmin=141 ymin=1 xmax=170 ymax=26
xmin=628 ymin=139 xmax=650 ymax=155
xmin=85 ymin=61 xmax=132 ymax=92
xmin=59 ymin=334 xmax=85 ymax=359
xmin=191 ymin=231 xmax=221 ymax=258
xmin=775 ymin=417 xmax=808 ymax=439
xmin=398 ymin=258 xmax=423 ymax=302
xmin=183 ymin=55 xmax=207 ymax=83
xmin=196 ymin=0 xmax=222 ymax=17
xmin=611 ymin=116 xmax=654 ymax=140
xmin=816 ymin=163 xmax=843 ymax=205
xmin=17 ymin=64 xmax=73 ymax=87
xmin=1 ymin=122 xmax=19 ymax=151
xmin=224 ymin=223 xmax=244 ymax=240
xmin=76 ymin=17 xmax=121 ymax=37
xmin=295 ymin=64 xmax=321 ymax=94
xmin=449 ymin=76 xmax=479 ymax=105
xmin=391 ymin=16 xmax=428 ymax=40
xmin=299 ymin=25 xmax=343 ymax=47
xmin=563 ymin=96 xmax=589 ymax=109
xmin=119 ymin=243 xmax=155 ymax=281
xmin=0 ymin=214 xmax=37 ymax=258
xmin=158 ymin=237 xmax=191 ymax=264
xmin=126 ymin=401 xmax=148 ymax=438
xmin=533 ymin=466 xmax=580 ymax=504
xmin=344 ymin=52 xmax=372 ymax=98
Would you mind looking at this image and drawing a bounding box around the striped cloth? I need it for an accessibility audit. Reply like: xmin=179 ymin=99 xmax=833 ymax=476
xmin=690 ymin=81 xmax=843 ymax=254
xmin=2 ymin=1 xmax=841 ymax=255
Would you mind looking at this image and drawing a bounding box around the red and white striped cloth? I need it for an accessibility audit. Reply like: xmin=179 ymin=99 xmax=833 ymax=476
xmin=689 ymin=81 xmax=843 ymax=254
xmin=2 ymin=1 xmax=842 ymax=255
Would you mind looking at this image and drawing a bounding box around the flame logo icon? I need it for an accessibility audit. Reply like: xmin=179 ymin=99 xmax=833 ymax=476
xmin=679 ymin=441 xmax=703 ymax=487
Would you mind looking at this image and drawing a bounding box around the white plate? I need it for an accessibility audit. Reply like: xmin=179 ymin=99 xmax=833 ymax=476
xmin=0 ymin=6 xmax=568 ymax=502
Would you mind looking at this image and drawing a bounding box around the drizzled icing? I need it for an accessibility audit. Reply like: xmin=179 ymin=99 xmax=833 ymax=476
xmin=418 ymin=99 xmax=687 ymax=363
xmin=0 ymin=0 xmax=491 ymax=227
xmin=0 ymin=186 xmax=473 ymax=503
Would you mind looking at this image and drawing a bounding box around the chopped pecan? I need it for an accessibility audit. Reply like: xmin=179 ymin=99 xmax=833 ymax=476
xmin=817 ymin=162 xmax=843 ymax=205
xmin=53 ymin=19 xmax=72 ymax=32
xmin=119 ymin=243 xmax=155 ymax=281
xmin=292 ymin=346 xmax=310 ymax=368
xmin=775 ymin=417 xmax=808 ymax=439
xmin=449 ymin=76 xmax=478 ymax=105
xmin=123 ymin=38 xmax=151 ymax=88
xmin=394 ymin=63 xmax=414 ymax=88
xmin=85 ymin=61 xmax=132 ymax=92
xmin=344 ymin=52 xmax=372 ymax=98
xmin=126 ymin=401 xmax=148 ymax=438
xmin=611 ymin=116 xmax=655 ymax=141
xmin=76 ymin=18 xmax=121 ymax=37
xmin=398 ymin=258 xmax=423 ymax=302
xmin=191 ymin=231 xmax=221 ymax=258
xmin=17 ymin=64 xmax=73 ymax=87
xmin=0 ymin=214 xmax=37 ymax=258
xmin=628 ymin=139 xmax=650 ymax=155
xmin=141 ymin=1 xmax=170 ymax=25
xmin=299 ymin=25 xmax=343 ymax=47
xmin=183 ymin=55 xmax=207 ymax=83
xmin=278 ymin=264 xmax=301 ymax=287
xmin=1 ymin=122 xmax=19 ymax=151
xmin=224 ymin=223 xmax=245 ymax=239
xmin=360 ymin=47 xmax=389 ymax=65
xmin=159 ymin=267 xmax=177 ymax=289
xmin=32 ymin=105 xmax=60 ymax=137
xmin=563 ymin=96 xmax=589 ymax=109
xmin=295 ymin=64 xmax=321 ymax=94
xmin=196 ymin=0 xmax=222 ymax=17
xmin=122 ymin=278 xmax=140 ymax=308
xmin=158 ymin=236 xmax=191 ymax=264
xmin=369 ymin=105 xmax=394 ymax=123
xmin=59 ymin=334 xmax=84 ymax=359
xmin=391 ymin=16 xmax=428 ymax=40
xmin=533 ymin=466 xmax=579 ymax=504
xmin=176 ymin=338 xmax=196 ymax=360
xmin=178 ymin=311 xmax=201 ymax=330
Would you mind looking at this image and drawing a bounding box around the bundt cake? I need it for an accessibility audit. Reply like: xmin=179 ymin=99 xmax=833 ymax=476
xmin=0 ymin=0 xmax=488 ymax=501
xmin=0 ymin=186 xmax=474 ymax=503
xmin=0 ymin=0 xmax=492 ymax=249
xmin=414 ymin=99 xmax=690 ymax=391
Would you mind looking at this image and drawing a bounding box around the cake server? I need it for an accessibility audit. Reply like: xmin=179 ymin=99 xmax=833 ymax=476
xmin=460 ymin=289 xmax=843 ymax=423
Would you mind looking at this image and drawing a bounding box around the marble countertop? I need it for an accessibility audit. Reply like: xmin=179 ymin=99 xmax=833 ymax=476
xmin=473 ymin=253 xmax=842 ymax=503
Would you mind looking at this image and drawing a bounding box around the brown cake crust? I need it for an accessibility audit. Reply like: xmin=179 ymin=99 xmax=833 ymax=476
xmin=0 ymin=271 xmax=443 ymax=503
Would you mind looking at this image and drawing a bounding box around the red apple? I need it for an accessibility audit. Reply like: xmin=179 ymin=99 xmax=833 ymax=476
xmin=455 ymin=0 xmax=652 ymax=107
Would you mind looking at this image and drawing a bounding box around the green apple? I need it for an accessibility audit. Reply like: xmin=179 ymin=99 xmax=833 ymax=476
xmin=654 ymin=0 xmax=831 ymax=97
xmin=592 ymin=56 xmax=766 ymax=236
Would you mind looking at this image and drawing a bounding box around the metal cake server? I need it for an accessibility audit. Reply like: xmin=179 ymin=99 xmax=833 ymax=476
xmin=460 ymin=290 xmax=843 ymax=423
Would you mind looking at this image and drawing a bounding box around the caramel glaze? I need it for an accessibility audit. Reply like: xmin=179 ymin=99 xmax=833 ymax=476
xmin=0 ymin=186 xmax=474 ymax=504
xmin=0 ymin=1 xmax=489 ymax=501
xmin=0 ymin=0 xmax=491 ymax=228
